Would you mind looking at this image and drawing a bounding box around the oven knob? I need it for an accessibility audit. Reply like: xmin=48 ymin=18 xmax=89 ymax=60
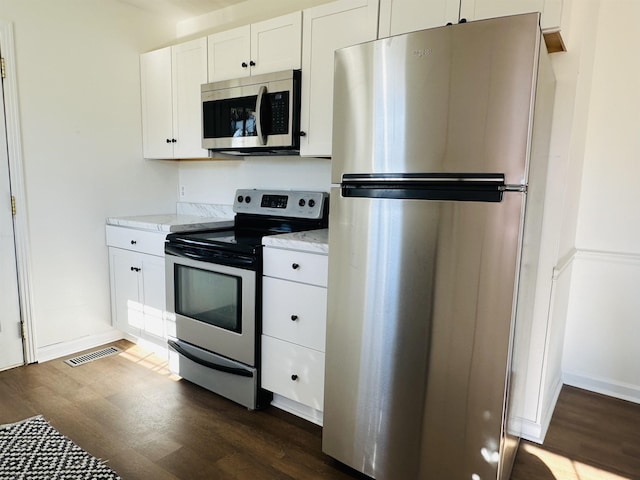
xmin=298 ymin=199 xmax=306 ymax=207
xmin=245 ymin=196 xmax=251 ymax=204
xmin=308 ymin=199 xmax=316 ymax=208
xmin=237 ymin=195 xmax=244 ymax=203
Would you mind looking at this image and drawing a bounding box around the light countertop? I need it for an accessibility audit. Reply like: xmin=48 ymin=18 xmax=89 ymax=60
xmin=262 ymin=229 xmax=328 ymax=254
xmin=106 ymin=214 xmax=233 ymax=233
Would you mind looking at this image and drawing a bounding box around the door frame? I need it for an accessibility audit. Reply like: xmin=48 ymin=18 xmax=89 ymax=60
xmin=1 ymin=20 xmax=37 ymax=364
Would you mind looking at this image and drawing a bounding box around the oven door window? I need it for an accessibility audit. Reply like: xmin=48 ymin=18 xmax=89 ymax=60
xmin=174 ymin=264 xmax=242 ymax=333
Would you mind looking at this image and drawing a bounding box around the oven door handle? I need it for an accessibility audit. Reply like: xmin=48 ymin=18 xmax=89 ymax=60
xmin=168 ymin=339 xmax=254 ymax=378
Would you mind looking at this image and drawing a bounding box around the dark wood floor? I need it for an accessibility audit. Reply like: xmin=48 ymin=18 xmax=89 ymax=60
xmin=1 ymin=340 xmax=638 ymax=480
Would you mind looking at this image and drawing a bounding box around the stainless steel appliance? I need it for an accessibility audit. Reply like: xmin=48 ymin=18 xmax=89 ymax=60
xmin=201 ymin=70 xmax=301 ymax=155
xmin=165 ymin=189 xmax=328 ymax=410
xmin=323 ymin=14 xmax=555 ymax=480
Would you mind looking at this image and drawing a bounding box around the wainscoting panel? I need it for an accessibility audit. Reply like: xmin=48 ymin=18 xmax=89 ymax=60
xmin=561 ymin=249 xmax=640 ymax=405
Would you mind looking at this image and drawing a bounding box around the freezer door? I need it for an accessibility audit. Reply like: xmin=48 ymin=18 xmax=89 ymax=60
xmin=323 ymin=189 xmax=525 ymax=480
xmin=331 ymin=13 xmax=541 ymax=186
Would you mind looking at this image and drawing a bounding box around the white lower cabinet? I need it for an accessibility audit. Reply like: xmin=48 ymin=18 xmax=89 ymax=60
xmin=262 ymin=246 xmax=328 ymax=425
xmin=262 ymin=336 xmax=325 ymax=412
xmin=106 ymin=226 xmax=169 ymax=348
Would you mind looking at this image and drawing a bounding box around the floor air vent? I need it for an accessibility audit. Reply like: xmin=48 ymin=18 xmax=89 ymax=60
xmin=64 ymin=346 xmax=121 ymax=367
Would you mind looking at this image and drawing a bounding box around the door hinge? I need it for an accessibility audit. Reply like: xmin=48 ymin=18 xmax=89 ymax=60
xmin=11 ymin=195 xmax=16 ymax=216
xmin=1 ymin=57 xmax=6 ymax=79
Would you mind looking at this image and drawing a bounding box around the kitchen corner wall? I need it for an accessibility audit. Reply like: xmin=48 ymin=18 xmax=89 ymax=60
xmin=0 ymin=0 xmax=179 ymax=358
xmin=558 ymin=0 xmax=640 ymax=404
xmin=177 ymin=157 xmax=331 ymax=204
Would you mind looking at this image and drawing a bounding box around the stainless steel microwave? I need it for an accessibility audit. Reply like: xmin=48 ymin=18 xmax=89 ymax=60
xmin=201 ymin=69 xmax=301 ymax=155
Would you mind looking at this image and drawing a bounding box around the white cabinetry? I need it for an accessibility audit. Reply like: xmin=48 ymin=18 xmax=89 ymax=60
xmin=106 ymin=226 xmax=169 ymax=345
xmin=262 ymin=246 xmax=328 ymax=425
xmin=300 ymin=0 xmax=379 ymax=157
xmin=378 ymin=0 xmax=459 ymax=37
xmin=460 ymin=0 xmax=562 ymax=32
xmin=378 ymin=0 xmax=564 ymax=47
xmin=207 ymin=12 xmax=302 ymax=82
xmin=140 ymin=38 xmax=208 ymax=159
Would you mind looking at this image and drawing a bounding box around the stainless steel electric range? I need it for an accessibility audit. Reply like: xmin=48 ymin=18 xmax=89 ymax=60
xmin=165 ymin=189 xmax=329 ymax=409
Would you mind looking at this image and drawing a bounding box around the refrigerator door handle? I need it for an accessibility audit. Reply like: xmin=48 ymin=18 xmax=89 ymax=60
xmin=341 ymin=173 xmax=509 ymax=203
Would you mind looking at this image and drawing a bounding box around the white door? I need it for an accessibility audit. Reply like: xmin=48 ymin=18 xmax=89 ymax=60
xmin=0 ymin=67 xmax=24 ymax=370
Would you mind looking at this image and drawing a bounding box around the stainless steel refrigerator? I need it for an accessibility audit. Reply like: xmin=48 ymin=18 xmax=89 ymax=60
xmin=323 ymin=13 xmax=555 ymax=480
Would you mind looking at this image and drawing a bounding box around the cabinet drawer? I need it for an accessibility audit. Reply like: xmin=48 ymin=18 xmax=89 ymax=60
xmin=262 ymin=277 xmax=326 ymax=351
xmin=263 ymin=247 xmax=328 ymax=286
xmin=105 ymin=225 xmax=166 ymax=256
xmin=261 ymin=335 xmax=325 ymax=411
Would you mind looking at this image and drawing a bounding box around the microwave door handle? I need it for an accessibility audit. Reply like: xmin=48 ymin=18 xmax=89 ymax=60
xmin=255 ymin=85 xmax=267 ymax=145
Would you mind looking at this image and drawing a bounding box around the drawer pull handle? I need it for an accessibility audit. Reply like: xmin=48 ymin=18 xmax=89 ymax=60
xmin=290 ymin=315 xmax=298 ymax=321
xmin=130 ymin=240 xmax=137 ymax=245
xmin=130 ymin=267 xmax=141 ymax=272
xmin=291 ymin=374 xmax=298 ymax=381
xmin=291 ymin=263 xmax=300 ymax=270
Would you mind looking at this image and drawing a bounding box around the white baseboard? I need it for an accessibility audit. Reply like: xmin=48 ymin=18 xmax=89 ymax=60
xmin=37 ymin=330 xmax=124 ymax=363
xmin=563 ymin=371 xmax=640 ymax=405
xmin=270 ymin=394 xmax=324 ymax=426
xmin=519 ymin=378 xmax=563 ymax=444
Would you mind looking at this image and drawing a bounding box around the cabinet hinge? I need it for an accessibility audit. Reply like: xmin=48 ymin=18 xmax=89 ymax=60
xmin=1 ymin=57 xmax=6 ymax=79
xmin=11 ymin=195 xmax=16 ymax=216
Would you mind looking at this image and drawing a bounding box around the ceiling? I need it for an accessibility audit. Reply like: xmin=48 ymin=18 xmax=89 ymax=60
xmin=118 ymin=0 xmax=247 ymax=21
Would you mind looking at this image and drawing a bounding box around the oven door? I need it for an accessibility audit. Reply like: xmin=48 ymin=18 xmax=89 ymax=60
xmin=165 ymin=253 xmax=256 ymax=367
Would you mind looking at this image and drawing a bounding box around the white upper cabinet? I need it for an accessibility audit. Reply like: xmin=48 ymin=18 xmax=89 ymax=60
xmin=140 ymin=46 xmax=173 ymax=159
xmin=208 ymin=12 xmax=302 ymax=82
xmin=172 ymin=39 xmax=209 ymax=158
xmin=140 ymin=38 xmax=208 ymax=159
xmin=300 ymin=0 xmax=379 ymax=157
xmin=459 ymin=0 xmax=563 ymax=31
xmin=378 ymin=0 xmax=460 ymax=37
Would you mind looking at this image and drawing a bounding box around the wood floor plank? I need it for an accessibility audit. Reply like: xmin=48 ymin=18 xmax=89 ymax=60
xmin=1 ymin=341 xmax=638 ymax=480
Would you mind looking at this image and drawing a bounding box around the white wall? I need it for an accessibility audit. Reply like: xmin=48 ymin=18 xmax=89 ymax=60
xmin=0 ymin=0 xmax=179 ymax=356
xmin=559 ymin=0 xmax=640 ymax=403
xmin=178 ymin=157 xmax=331 ymax=204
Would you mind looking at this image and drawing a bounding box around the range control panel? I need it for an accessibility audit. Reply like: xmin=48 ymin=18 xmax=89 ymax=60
xmin=233 ymin=189 xmax=328 ymax=219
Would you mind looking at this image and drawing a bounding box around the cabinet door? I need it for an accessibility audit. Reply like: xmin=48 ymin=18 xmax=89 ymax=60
xmin=172 ymin=38 xmax=209 ymax=159
xmin=459 ymin=0 xmax=562 ymax=31
xmin=208 ymin=24 xmax=251 ymax=82
xmin=379 ymin=0 xmax=460 ymax=37
xmin=262 ymin=335 xmax=325 ymax=411
xmin=262 ymin=278 xmax=327 ymax=352
xmin=109 ymin=248 xmax=143 ymax=336
xmin=140 ymin=254 xmax=166 ymax=340
xmin=300 ymin=0 xmax=379 ymax=157
xmin=250 ymin=12 xmax=302 ymax=76
xmin=140 ymin=47 xmax=173 ymax=159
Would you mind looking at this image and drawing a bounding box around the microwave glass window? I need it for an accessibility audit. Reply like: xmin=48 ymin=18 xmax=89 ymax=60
xmin=175 ymin=264 xmax=242 ymax=333
xmin=203 ymin=95 xmax=258 ymax=139
xmin=203 ymin=91 xmax=290 ymax=140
